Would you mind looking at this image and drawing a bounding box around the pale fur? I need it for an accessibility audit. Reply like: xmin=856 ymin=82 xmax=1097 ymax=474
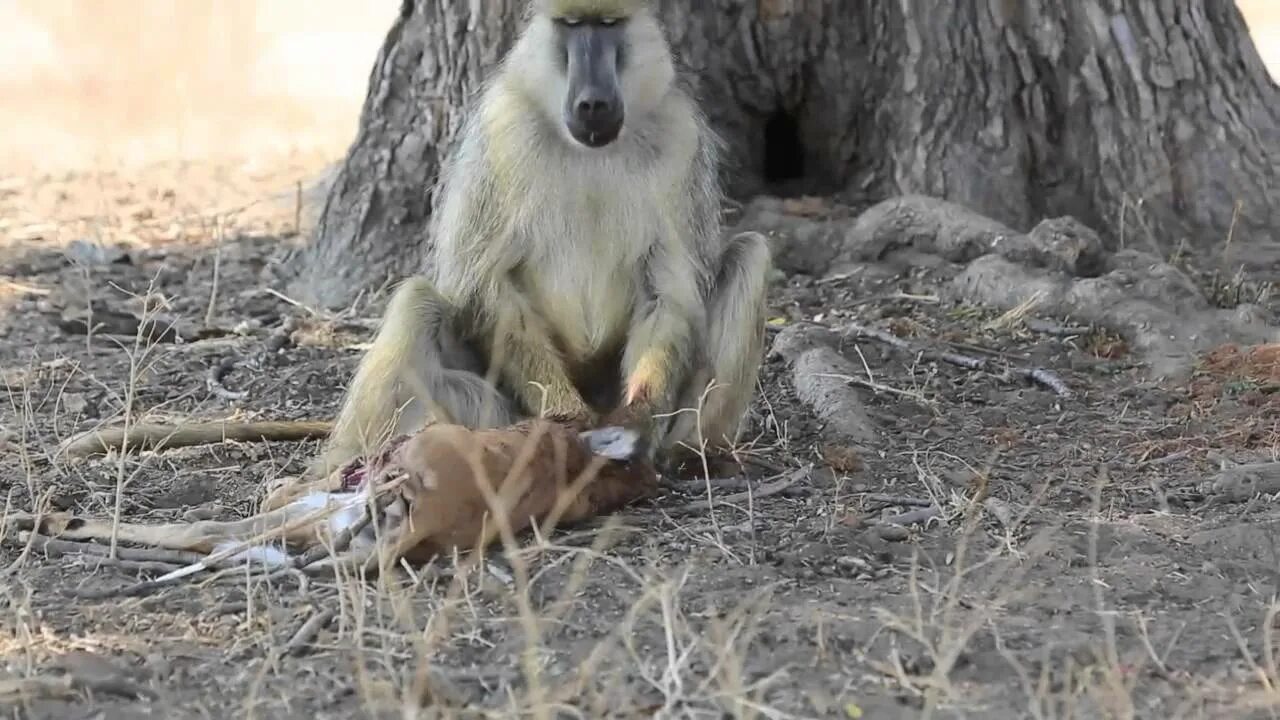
xmin=319 ymin=0 xmax=772 ymax=473
xmin=318 ymin=278 xmax=516 ymax=473
xmin=535 ymin=0 xmax=649 ymax=18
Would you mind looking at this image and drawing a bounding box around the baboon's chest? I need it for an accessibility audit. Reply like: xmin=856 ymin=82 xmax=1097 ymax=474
xmin=513 ymin=185 xmax=657 ymax=362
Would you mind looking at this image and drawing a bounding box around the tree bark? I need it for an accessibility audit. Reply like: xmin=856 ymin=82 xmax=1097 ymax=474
xmin=290 ymin=0 xmax=1279 ymax=309
xmin=290 ymin=0 xmax=524 ymax=307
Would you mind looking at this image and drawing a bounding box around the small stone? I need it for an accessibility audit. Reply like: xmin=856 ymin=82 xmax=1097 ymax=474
xmin=64 ymin=238 xmax=129 ymax=266
xmin=820 ymin=443 xmax=864 ymax=473
xmin=836 ymin=555 xmax=869 ymax=570
xmin=875 ymin=525 xmax=911 ymax=542
xmin=60 ymin=392 xmax=87 ymax=416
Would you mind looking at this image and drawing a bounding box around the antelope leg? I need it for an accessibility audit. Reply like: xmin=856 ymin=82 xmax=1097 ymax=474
xmin=11 ymin=494 xmax=360 ymax=555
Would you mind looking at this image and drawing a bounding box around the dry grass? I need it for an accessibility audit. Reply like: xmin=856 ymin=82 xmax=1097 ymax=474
xmin=4 ymin=257 xmax=1274 ymax=717
xmin=2 ymin=2 xmax=1280 ymax=718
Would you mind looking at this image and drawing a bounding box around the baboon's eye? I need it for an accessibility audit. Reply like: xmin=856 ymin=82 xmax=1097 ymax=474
xmin=557 ymin=15 xmax=583 ymax=26
xmin=600 ymin=16 xmax=619 ymax=26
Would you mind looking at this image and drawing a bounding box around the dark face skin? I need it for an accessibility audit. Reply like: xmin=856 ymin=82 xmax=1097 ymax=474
xmin=554 ymin=16 xmax=628 ymax=148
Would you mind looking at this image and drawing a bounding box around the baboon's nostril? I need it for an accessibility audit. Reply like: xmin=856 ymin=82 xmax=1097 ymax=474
xmin=575 ymin=93 xmax=616 ymax=119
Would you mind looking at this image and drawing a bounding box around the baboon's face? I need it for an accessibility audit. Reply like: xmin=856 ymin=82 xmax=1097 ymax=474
xmin=553 ymin=14 xmax=628 ymax=148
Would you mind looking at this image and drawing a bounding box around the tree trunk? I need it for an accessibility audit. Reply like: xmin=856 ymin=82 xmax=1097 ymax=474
xmin=290 ymin=0 xmax=1279 ymax=309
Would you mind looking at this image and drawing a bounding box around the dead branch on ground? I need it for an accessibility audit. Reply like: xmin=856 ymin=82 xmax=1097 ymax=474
xmin=841 ymin=322 xmax=1072 ymax=398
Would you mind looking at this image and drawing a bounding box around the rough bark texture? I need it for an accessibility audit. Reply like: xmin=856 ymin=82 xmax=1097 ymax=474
xmin=290 ymin=0 xmax=524 ymax=306
xmin=290 ymin=0 xmax=1279 ymax=309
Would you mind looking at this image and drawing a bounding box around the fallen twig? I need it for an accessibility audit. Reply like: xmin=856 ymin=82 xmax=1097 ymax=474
xmin=666 ymin=466 xmax=811 ymax=516
xmin=0 ymin=672 xmax=155 ymax=703
xmin=1022 ymin=367 xmax=1071 ymax=396
xmin=876 ymin=506 xmax=943 ymax=527
xmin=813 ymin=372 xmax=938 ymax=410
xmin=0 ymin=278 xmax=51 ymax=296
xmin=737 ymin=454 xmax=789 ymax=475
xmin=283 ymin=607 xmax=338 ymax=657
xmin=841 ymin=322 xmax=1072 ymax=398
xmin=1136 ymin=447 xmax=1195 ymax=468
xmin=68 ymin=569 xmax=194 ymax=600
xmin=860 ymin=494 xmax=934 ymax=508
xmin=262 ymin=287 xmax=317 ymax=315
xmin=1025 ymin=318 xmax=1093 ymax=337
xmin=210 ymin=600 xmax=251 ymax=616
xmin=82 ymin=557 xmax=185 ymax=576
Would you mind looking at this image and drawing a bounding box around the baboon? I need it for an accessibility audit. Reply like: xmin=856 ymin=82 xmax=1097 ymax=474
xmin=63 ymin=0 xmax=772 ymax=479
xmin=318 ymin=0 xmax=771 ymax=474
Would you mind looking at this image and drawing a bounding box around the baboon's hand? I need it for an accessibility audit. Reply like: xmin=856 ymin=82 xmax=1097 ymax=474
xmin=533 ymin=387 xmax=597 ymax=427
xmin=601 ymin=401 xmax=657 ymax=445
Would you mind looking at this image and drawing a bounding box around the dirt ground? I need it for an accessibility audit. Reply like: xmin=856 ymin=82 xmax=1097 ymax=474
xmin=1 ymin=155 xmax=1279 ymax=720
xmin=3 ymin=4 xmax=1280 ymax=720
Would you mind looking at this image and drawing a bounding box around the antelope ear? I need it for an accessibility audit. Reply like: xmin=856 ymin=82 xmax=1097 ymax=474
xmin=579 ymin=426 xmax=642 ymax=461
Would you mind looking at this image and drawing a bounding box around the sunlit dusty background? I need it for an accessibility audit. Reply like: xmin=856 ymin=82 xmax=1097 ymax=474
xmin=0 ymin=0 xmax=1276 ymax=188
xmin=0 ymin=0 xmax=396 ymax=174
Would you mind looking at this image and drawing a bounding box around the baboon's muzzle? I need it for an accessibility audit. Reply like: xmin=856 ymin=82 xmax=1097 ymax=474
xmin=562 ymin=24 xmax=626 ymax=148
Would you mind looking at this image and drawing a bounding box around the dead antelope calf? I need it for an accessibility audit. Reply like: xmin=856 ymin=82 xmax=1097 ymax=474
xmin=18 ymin=416 xmax=658 ymax=577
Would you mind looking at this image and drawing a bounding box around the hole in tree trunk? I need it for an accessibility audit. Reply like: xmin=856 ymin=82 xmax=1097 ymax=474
xmin=762 ymin=109 xmax=806 ymax=195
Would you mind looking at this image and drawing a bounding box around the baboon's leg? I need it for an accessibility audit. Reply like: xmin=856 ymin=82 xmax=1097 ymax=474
xmin=663 ymin=231 xmax=772 ymax=455
xmin=315 ymin=277 xmax=518 ymax=477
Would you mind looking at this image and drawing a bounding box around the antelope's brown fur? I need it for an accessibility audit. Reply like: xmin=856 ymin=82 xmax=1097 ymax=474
xmin=23 ymin=416 xmax=657 ymax=568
